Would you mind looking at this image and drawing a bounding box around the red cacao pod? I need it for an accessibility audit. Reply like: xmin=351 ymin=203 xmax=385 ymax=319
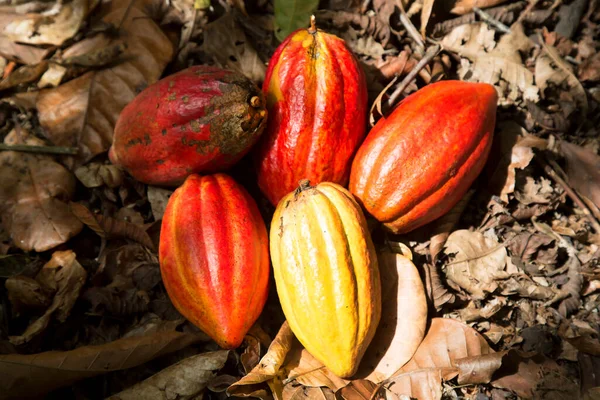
xmin=159 ymin=173 xmax=270 ymax=348
xmin=255 ymin=19 xmax=368 ymax=205
xmin=109 ymin=66 xmax=267 ymax=186
xmin=350 ymin=80 xmax=498 ymax=233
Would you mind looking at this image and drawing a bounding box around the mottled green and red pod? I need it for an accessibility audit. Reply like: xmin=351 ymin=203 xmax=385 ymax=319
xmin=159 ymin=174 xmax=270 ymax=348
xmin=350 ymin=81 xmax=498 ymax=234
xmin=255 ymin=18 xmax=368 ymax=205
xmin=109 ymin=66 xmax=267 ymax=186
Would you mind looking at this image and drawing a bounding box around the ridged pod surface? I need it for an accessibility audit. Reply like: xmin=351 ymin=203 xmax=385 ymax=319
xmin=109 ymin=66 xmax=267 ymax=186
xmin=255 ymin=19 xmax=368 ymax=205
xmin=159 ymin=174 xmax=270 ymax=348
xmin=350 ymin=81 xmax=498 ymax=233
xmin=270 ymin=181 xmax=381 ymax=377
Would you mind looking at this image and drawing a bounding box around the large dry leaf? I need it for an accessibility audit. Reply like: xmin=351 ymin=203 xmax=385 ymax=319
xmin=36 ymin=0 xmax=174 ymax=165
xmin=109 ymin=350 xmax=229 ymax=400
xmin=0 ymin=129 xmax=83 ymax=252
xmin=560 ymin=141 xmax=600 ymax=210
xmin=357 ymin=252 xmax=427 ymax=383
xmin=0 ymin=40 xmax=49 ymax=64
xmin=383 ymin=318 xmax=494 ymax=400
xmin=282 ymin=385 xmax=335 ymax=400
xmin=1 ymin=0 xmax=93 ymax=46
xmin=74 ymin=161 xmax=124 ymax=188
xmin=444 ymin=230 xmax=510 ymax=299
xmin=9 ymin=250 xmax=87 ymax=345
xmin=443 ymin=22 xmax=539 ymax=106
xmin=203 ymin=13 xmax=266 ymax=83
xmin=0 ymin=328 xmax=205 ymax=398
xmin=535 ymin=40 xmax=588 ymax=116
xmin=285 ymin=346 xmax=349 ymax=391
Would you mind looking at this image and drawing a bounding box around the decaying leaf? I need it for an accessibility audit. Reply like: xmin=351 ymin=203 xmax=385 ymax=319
xmin=36 ymin=0 xmax=174 ymax=165
xmin=0 ymin=327 xmax=206 ymax=398
xmin=9 ymin=250 xmax=87 ymax=345
xmin=337 ymin=379 xmax=377 ymax=400
xmin=0 ymin=129 xmax=83 ymax=252
xmin=0 ymin=61 xmax=48 ymax=91
xmin=75 ymin=162 xmax=124 ymax=188
xmin=357 ymin=252 xmax=428 ymax=383
xmin=283 ymin=385 xmax=336 ymax=400
xmin=285 ymin=346 xmax=350 ymax=391
xmin=108 ymin=351 xmax=229 ymax=400
xmin=37 ymin=63 xmax=67 ymax=88
xmin=5 ymin=275 xmax=53 ymax=315
xmin=274 ymin=0 xmax=319 ymax=41
xmin=450 ymin=0 xmax=510 ymax=15
xmin=147 ymin=186 xmax=174 ymax=221
xmin=560 ymin=141 xmax=600 ymax=210
xmin=203 ymin=13 xmax=266 ymax=83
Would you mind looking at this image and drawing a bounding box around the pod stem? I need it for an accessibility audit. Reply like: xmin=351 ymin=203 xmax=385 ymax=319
xmin=295 ymin=179 xmax=314 ymax=196
xmin=308 ymin=15 xmax=317 ymax=34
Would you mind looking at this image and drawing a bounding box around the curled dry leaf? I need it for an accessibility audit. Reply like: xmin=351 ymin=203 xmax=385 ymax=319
xmin=2 ymin=0 xmax=94 ymax=46
xmin=285 ymin=346 xmax=349 ymax=391
xmin=147 ymin=186 xmax=174 ymax=221
xmin=560 ymin=141 xmax=600 ymax=210
xmin=9 ymin=250 xmax=87 ymax=346
xmin=203 ymin=13 xmax=266 ymax=83
xmin=336 ymin=379 xmax=377 ymax=400
xmin=108 ymin=350 xmax=229 ymax=400
xmin=37 ymin=63 xmax=68 ymax=88
xmin=383 ymin=318 xmax=495 ymax=400
xmin=357 ymin=252 xmax=427 ymax=383
xmin=75 ymin=162 xmax=124 ymax=188
xmin=420 ymin=0 xmax=436 ymax=36
xmin=0 ymin=327 xmax=206 ymax=398
xmin=0 ymin=130 xmax=83 ymax=252
xmin=0 ymin=40 xmax=49 ymax=65
xmin=0 ymin=61 xmax=48 ymax=91
xmin=444 ymin=230 xmax=510 ymax=299
xmin=36 ymin=0 xmax=174 ymax=165
xmin=5 ymin=275 xmax=53 ymax=315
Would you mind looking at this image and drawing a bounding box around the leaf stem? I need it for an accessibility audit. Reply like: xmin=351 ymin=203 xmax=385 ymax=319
xmin=0 ymin=144 xmax=79 ymax=155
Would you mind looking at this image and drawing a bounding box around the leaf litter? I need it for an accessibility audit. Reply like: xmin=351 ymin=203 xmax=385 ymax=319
xmin=0 ymin=0 xmax=599 ymax=399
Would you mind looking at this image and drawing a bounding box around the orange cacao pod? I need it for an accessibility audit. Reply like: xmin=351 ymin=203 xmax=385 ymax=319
xmin=159 ymin=174 xmax=270 ymax=348
xmin=270 ymin=180 xmax=381 ymax=377
xmin=350 ymin=81 xmax=498 ymax=233
xmin=255 ymin=19 xmax=368 ymax=205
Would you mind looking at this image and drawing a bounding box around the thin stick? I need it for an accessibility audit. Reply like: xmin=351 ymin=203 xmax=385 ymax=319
xmin=473 ymin=7 xmax=512 ymax=33
xmin=0 ymin=143 xmax=79 ymax=155
xmin=536 ymin=155 xmax=600 ymax=234
xmin=399 ymin=11 xmax=425 ymax=50
xmin=386 ymin=44 xmax=440 ymax=108
xmin=516 ymin=0 xmax=541 ymax=23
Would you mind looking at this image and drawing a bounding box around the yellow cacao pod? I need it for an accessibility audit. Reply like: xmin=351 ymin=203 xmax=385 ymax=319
xmin=270 ymin=180 xmax=381 ymax=378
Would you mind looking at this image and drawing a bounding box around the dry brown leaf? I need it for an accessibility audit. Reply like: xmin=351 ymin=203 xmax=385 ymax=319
xmin=357 ymin=252 xmax=427 ymax=383
xmin=383 ymin=318 xmax=494 ymax=400
xmin=147 ymin=186 xmax=174 ymax=221
xmin=283 ymin=385 xmax=335 ymax=400
xmin=336 ymin=379 xmax=378 ymax=400
xmin=443 ymin=22 xmax=539 ymax=106
xmin=421 ymin=0 xmax=435 ymax=36
xmin=444 ymin=230 xmax=510 ymax=299
xmin=227 ymin=322 xmax=295 ymax=400
xmin=203 ymin=13 xmax=266 ymax=83
xmin=9 ymin=250 xmax=87 ymax=345
xmin=36 ymin=0 xmax=174 ymax=165
xmin=535 ymin=40 xmax=588 ymax=116
xmin=0 ymin=129 xmax=83 ymax=252
xmin=578 ymin=52 xmax=600 ymax=82
xmin=0 ymin=327 xmax=206 ymax=398
xmin=70 ymin=202 xmax=155 ymax=250
xmin=2 ymin=0 xmax=94 ymax=45
xmin=0 ymin=61 xmax=48 ymax=91
xmin=5 ymin=275 xmax=52 ymax=315
xmin=285 ymin=346 xmax=350 ymax=391
xmin=0 ymin=40 xmax=49 ymax=64
xmin=108 ymin=350 xmax=229 ymax=400
xmin=514 ymin=176 xmax=554 ymax=205
xmin=450 ymin=0 xmax=510 ymax=15
xmin=560 ymin=141 xmax=600 ymax=210
xmin=75 ymin=162 xmax=124 ymax=188
xmin=37 ymin=63 xmax=67 ymax=88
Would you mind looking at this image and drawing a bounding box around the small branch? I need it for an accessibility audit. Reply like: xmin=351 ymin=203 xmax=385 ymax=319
xmin=399 ymin=11 xmax=425 ymax=50
xmin=473 ymin=7 xmax=512 ymax=33
xmin=516 ymin=0 xmax=541 ymax=23
xmin=386 ymin=44 xmax=440 ymax=108
xmin=0 ymin=143 xmax=79 ymax=155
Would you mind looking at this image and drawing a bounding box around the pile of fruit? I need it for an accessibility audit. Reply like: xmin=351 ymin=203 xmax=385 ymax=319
xmin=109 ymin=18 xmax=498 ymax=378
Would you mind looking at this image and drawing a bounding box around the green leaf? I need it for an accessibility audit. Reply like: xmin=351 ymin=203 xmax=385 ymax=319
xmin=274 ymin=0 xmax=319 ymax=42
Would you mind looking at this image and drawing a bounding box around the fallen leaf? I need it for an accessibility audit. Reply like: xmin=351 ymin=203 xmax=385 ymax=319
xmin=336 ymin=379 xmax=378 ymax=400
xmin=5 ymin=275 xmax=53 ymax=315
xmin=0 ymin=327 xmax=206 ymax=398
xmin=450 ymin=0 xmax=510 ymax=15
xmin=0 ymin=61 xmax=48 ymax=91
xmin=37 ymin=63 xmax=67 ymax=88
xmin=421 ymin=0 xmax=435 ymax=36
xmin=147 ymin=186 xmax=174 ymax=221
xmin=285 ymin=346 xmax=350 ymax=391
xmin=203 ymin=13 xmax=266 ymax=83
xmin=357 ymin=252 xmax=427 ymax=383
xmin=0 ymin=129 xmax=83 ymax=252
xmin=514 ymin=176 xmax=554 ymax=205
xmin=283 ymin=385 xmax=335 ymax=400
xmin=444 ymin=230 xmax=510 ymax=299
xmin=274 ymin=0 xmax=319 ymax=41
xmin=108 ymin=350 xmax=229 ymax=400
xmin=0 ymin=40 xmax=49 ymax=65
xmin=560 ymin=141 xmax=600 ymax=210
xmin=383 ymin=318 xmax=495 ymax=400
xmin=75 ymin=162 xmax=124 ymax=188
xmin=2 ymin=0 xmax=94 ymax=46
xmin=36 ymin=0 xmax=174 ymax=165
xmin=82 ymin=287 xmax=150 ymax=316
xmin=578 ymin=52 xmax=600 ymax=82
xmin=9 ymin=250 xmax=87 ymax=345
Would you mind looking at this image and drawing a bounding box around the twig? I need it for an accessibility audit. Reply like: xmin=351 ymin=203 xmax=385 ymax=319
xmin=473 ymin=7 xmax=512 ymax=33
xmin=386 ymin=44 xmax=440 ymax=108
xmin=0 ymin=143 xmax=79 ymax=155
xmin=536 ymin=155 xmax=600 ymax=234
xmin=516 ymin=0 xmax=541 ymax=23
xmin=398 ymin=11 xmax=425 ymax=50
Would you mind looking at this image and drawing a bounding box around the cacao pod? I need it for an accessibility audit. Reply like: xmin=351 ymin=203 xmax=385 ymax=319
xmin=159 ymin=173 xmax=270 ymax=348
xmin=270 ymin=180 xmax=381 ymax=377
xmin=255 ymin=19 xmax=368 ymax=205
xmin=109 ymin=66 xmax=267 ymax=186
xmin=350 ymin=80 xmax=498 ymax=234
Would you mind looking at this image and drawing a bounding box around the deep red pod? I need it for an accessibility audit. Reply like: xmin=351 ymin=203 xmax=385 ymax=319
xmin=350 ymin=80 xmax=498 ymax=234
xmin=159 ymin=173 xmax=270 ymax=348
xmin=109 ymin=66 xmax=267 ymax=186
xmin=254 ymin=19 xmax=368 ymax=205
